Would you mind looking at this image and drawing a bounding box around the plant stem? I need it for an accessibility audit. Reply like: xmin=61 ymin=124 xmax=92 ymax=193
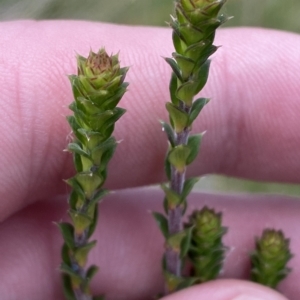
xmin=166 ymin=208 xmax=182 ymax=275
xmin=166 ymin=107 xmax=191 ymax=280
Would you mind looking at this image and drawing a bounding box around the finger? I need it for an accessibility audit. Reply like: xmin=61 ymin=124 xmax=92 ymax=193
xmin=1 ymin=21 xmax=300 ymax=221
xmin=162 ymin=280 xmax=288 ymax=300
xmin=0 ymin=188 xmax=299 ymax=300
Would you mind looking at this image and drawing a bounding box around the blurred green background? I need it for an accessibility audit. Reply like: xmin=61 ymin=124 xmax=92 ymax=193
xmin=1 ymin=0 xmax=300 ymax=32
xmin=1 ymin=0 xmax=300 ymax=195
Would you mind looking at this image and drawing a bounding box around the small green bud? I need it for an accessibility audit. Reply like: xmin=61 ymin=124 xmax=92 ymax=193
xmin=187 ymin=206 xmax=227 ymax=282
xmin=85 ymin=49 xmax=112 ymax=74
xmin=71 ymin=49 xmax=128 ymax=111
xmin=250 ymin=229 xmax=292 ymax=288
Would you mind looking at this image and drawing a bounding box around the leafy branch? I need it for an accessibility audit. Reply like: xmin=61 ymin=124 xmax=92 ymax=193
xmin=59 ymin=49 xmax=128 ymax=300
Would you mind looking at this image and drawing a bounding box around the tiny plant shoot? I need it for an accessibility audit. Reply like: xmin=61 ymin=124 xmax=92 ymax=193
xmin=153 ymin=0 xmax=228 ymax=294
xmin=250 ymin=229 xmax=292 ymax=289
xmin=58 ymin=49 xmax=128 ymax=300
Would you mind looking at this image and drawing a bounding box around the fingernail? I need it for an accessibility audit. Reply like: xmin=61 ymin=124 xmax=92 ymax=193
xmin=231 ymin=295 xmax=266 ymax=300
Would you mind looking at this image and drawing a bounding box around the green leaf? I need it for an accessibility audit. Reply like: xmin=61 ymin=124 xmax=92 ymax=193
xmin=67 ymin=115 xmax=85 ymax=145
xmin=164 ymin=152 xmax=172 ymax=181
xmin=188 ymin=98 xmax=210 ymax=126
xmin=161 ymin=184 xmax=181 ymax=209
xmin=74 ymin=173 xmax=103 ymax=199
xmin=184 ymin=40 xmax=209 ymax=62
xmin=180 ymin=226 xmax=194 ymax=259
xmin=167 ymin=230 xmax=187 ymax=252
xmin=186 ymin=134 xmax=203 ymax=165
xmin=92 ymin=136 xmax=116 ymax=154
xmin=67 ymin=143 xmax=90 ymax=158
xmin=73 ymin=152 xmax=83 ymax=173
xmin=164 ymin=57 xmax=183 ymax=82
xmin=160 ymin=121 xmax=175 ymax=147
xmin=74 ymin=241 xmax=97 ymax=267
xmin=176 ymin=80 xmax=196 ymax=107
xmin=76 ymin=96 xmax=101 ymax=115
xmin=62 ymin=274 xmax=77 ymax=300
xmin=85 ymin=110 xmax=113 ymax=132
xmin=169 ymin=72 xmax=180 ymax=105
xmin=99 ymin=142 xmax=117 ymax=172
xmin=168 ymin=145 xmax=191 ymax=172
xmin=182 ymin=177 xmax=200 ymax=200
xmin=69 ymin=189 xmax=82 ymax=211
xmin=169 ymin=16 xmax=184 ymax=43
xmin=99 ymin=83 xmax=128 ymax=110
xmin=172 ymin=28 xmax=185 ymax=54
xmin=88 ymin=204 xmax=99 ymax=238
xmin=204 ymin=0 xmax=226 ymax=16
xmin=90 ymin=137 xmax=116 ymax=167
xmin=166 ymin=103 xmax=189 ymax=133
xmin=86 ymin=265 xmax=99 ymax=282
xmin=69 ymin=75 xmax=82 ymax=99
xmin=173 ymin=53 xmax=195 ymax=80
xmin=90 ymin=189 xmax=109 ymax=206
xmin=61 ymin=243 xmax=72 ymax=266
xmin=69 ymin=210 xmax=93 ymax=234
xmin=65 ymin=177 xmax=86 ymax=200
xmin=98 ymin=108 xmax=126 ymax=133
xmin=152 ymin=212 xmax=169 ymax=239
xmin=194 ymin=60 xmax=211 ymax=95
xmin=57 ymin=223 xmax=75 ymax=250
xmin=194 ymin=45 xmax=218 ymax=68
xmin=178 ymin=22 xmax=204 ymax=45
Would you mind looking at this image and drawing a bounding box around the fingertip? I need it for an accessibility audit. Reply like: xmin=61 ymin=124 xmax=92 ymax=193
xmin=161 ymin=279 xmax=288 ymax=300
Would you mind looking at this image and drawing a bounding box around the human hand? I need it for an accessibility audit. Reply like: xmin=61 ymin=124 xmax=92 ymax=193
xmin=0 ymin=21 xmax=300 ymax=300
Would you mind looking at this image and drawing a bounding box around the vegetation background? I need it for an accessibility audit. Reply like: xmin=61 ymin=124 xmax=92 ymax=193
xmin=2 ymin=0 xmax=300 ymax=196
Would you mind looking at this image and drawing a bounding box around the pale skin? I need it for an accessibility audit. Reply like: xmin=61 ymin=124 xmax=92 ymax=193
xmin=0 ymin=21 xmax=300 ymax=300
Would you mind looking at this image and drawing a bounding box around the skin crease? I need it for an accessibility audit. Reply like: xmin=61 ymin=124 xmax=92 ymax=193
xmin=0 ymin=20 xmax=300 ymax=299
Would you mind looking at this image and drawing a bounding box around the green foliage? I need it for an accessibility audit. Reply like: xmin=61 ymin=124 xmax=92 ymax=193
xmin=181 ymin=177 xmax=199 ymax=200
xmin=60 ymin=48 xmax=128 ymax=299
xmin=168 ymin=145 xmax=191 ymax=173
xmin=153 ymin=212 xmax=169 ymax=239
xmin=165 ymin=103 xmax=189 ymax=133
xmin=250 ymin=229 xmax=292 ymax=288
xmin=188 ymin=98 xmax=209 ymax=126
xmin=187 ymin=206 xmax=227 ymax=282
xmin=167 ymin=0 xmax=227 ymax=107
xmin=186 ymin=134 xmax=203 ymax=165
xmin=160 ymin=121 xmax=176 ymax=147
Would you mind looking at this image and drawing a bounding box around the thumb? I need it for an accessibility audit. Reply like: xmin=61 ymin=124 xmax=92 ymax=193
xmin=161 ymin=279 xmax=288 ymax=300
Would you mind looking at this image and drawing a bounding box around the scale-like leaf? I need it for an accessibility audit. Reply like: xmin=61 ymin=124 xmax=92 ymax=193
xmin=168 ymin=145 xmax=191 ymax=172
xmin=166 ymin=103 xmax=189 ymax=133
xmin=182 ymin=177 xmax=200 ymax=200
xmin=153 ymin=212 xmax=169 ymax=239
xmin=160 ymin=121 xmax=176 ymax=147
xmin=188 ymin=98 xmax=210 ymax=126
xmin=57 ymin=223 xmax=75 ymax=250
xmin=164 ymin=57 xmax=183 ymax=82
xmin=186 ymin=134 xmax=203 ymax=165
